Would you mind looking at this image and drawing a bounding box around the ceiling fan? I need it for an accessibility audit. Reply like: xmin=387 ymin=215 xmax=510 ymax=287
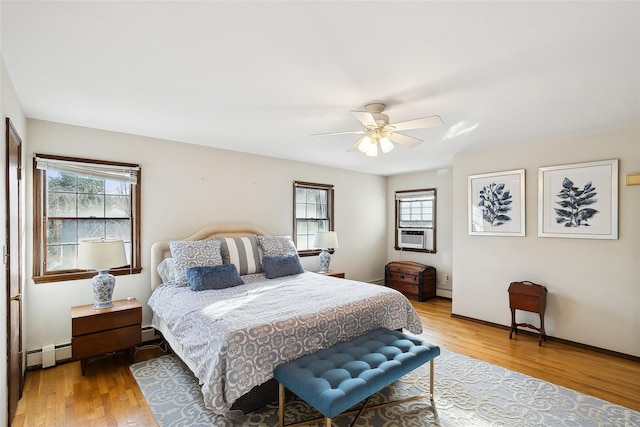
xmin=313 ymin=103 xmax=444 ymax=157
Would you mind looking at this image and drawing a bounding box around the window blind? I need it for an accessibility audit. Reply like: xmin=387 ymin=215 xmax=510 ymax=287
xmin=35 ymin=156 xmax=140 ymax=184
xmin=395 ymin=190 xmax=435 ymax=201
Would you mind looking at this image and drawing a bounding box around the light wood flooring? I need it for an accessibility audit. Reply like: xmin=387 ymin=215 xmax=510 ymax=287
xmin=12 ymin=298 xmax=640 ymax=426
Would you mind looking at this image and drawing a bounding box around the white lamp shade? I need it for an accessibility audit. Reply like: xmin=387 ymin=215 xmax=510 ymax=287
xmin=77 ymin=240 xmax=127 ymax=271
xmin=314 ymin=231 xmax=339 ymax=249
xmin=380 ymin=137 xmax=394 ymax=153
xmin=357 ymin=136 xmax=372 ymax=153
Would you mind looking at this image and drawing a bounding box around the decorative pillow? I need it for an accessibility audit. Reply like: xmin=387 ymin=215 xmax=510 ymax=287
xmin=257 ymin=235 xmax=298 ymax=257
xmin=186 ymin=264 xmax=244 ymax=291
xmin=262 ymin=255 xmax=304 ymax=279
xmin=168 ymin=239 xmax=223 ymax=285
xmin=157 ymin=258 xmax=175 ymax=283
xmin=215 ymin=235 xmax=263 ymax=275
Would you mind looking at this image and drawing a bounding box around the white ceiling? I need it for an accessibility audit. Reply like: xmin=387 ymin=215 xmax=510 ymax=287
xmin=2 ymin=1 xmax=639 ymax=176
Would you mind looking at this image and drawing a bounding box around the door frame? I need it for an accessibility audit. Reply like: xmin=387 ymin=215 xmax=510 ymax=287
xmin=6 ymin=117 xmax=24 ymax=424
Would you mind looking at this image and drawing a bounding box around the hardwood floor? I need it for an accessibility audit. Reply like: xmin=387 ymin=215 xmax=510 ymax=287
xmin=413 ymin=298 xmax=640 ymax=412
xmin=12 ymin=298 xmax=640 ymax=426
xmin=12 ymin=346 xmax=165 ymax=427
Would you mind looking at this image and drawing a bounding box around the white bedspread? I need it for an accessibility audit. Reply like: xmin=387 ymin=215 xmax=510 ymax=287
xmin=148 ymin=271 xmax=423 ymax=417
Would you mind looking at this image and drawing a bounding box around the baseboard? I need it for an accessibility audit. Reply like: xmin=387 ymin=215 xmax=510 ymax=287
xmin=436 ymin=288 xmax=452 ymax=298
xmin=370 ymin=278 xmax=451 ymax=299
xmin=141 ymin=326 xmax=159 ymax=342
xmin=26 ymin=326 xmax=159 ymax=369
xmin=450 ymin=312 xmax=640 ymax=362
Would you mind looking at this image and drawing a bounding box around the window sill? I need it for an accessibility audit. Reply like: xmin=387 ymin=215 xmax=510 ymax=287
xmin=33 ymin=267 xmax=142 ymax=284
xmin=394 ymin=247 xmax=437 ymax=254
xmin=298 ymin=249 xmax=335 ymax=258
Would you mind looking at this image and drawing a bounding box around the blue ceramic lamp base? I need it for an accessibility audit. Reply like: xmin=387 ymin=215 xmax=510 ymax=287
xmin=318 ymin=249 xmax=331 ymax=273
xmin=92 ymin=270 xmax=115 ymax=309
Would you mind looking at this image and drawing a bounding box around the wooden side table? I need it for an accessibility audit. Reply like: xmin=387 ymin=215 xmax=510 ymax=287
xmin=508 ymin=281 xmax=548 ymax=346
xmin=71 ymin=298 xmax=142 ymax=375
xmin=317 ymin=271 xmax=345 ymax=278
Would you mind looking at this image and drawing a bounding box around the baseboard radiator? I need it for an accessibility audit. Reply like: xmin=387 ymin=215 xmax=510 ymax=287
xmin=26 ymin=326 xmax=158 ymax=369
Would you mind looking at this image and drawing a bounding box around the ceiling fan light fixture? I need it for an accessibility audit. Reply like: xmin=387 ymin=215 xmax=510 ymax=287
xmin=365 ymin=140 xmax=378 ymax=157
xmin=380 ymin=136 xmax=394 ymax=154
xmin=357 ymin=136 xmax=372 ymax=153
xmin=312 ymin=103 xmax=444 ymax=156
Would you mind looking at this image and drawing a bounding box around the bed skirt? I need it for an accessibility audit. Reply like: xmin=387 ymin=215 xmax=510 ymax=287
xmin=230 ymin=378 xmax=279 ymax=413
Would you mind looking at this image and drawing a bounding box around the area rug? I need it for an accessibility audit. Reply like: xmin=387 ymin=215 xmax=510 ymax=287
xmin=130 ymin=348 xmax=640 ymax=427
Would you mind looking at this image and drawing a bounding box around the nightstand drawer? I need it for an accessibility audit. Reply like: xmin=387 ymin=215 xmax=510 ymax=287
xmin=72 ymin=324 xmax=141 ymax=360
xmin=72 ymin=302 xmax=142 ymax=336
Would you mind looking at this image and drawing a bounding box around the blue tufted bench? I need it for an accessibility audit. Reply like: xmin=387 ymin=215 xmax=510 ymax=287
xmin=274 ymin=328 xmax=440 ymax=426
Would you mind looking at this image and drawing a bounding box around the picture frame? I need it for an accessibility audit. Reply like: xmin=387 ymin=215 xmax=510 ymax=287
xmin=468 ymin=169 xmax=525 ymax=236
xmin=538 ymin=159 xmax=618 ymax=239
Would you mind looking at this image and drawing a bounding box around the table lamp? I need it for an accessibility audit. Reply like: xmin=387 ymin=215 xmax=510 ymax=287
xmin=314 ymin=231 xmax=339 ymax=273
xmin=77 ymin=239 xmax=127 ymax=309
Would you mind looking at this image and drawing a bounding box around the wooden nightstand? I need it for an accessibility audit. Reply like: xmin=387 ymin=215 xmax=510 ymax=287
xmin=71 ymin=298 xmax=142 ymax=375
xmin=318 ymin=270 xmax=345 ymax=278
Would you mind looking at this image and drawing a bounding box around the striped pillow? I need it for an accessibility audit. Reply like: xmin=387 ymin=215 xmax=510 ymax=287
xmin=216 ymin=235 xmax=263 ymax=275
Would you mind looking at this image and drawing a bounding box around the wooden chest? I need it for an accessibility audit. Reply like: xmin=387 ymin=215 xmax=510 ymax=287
xmin=385 ymin=261 xmax=436 ymax=302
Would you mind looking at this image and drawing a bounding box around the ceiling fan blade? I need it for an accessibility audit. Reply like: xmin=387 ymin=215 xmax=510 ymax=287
xmin=388 ymin=132 xmax=423 ymax=148
xmin=348 ymin=135 xmax=370 ymax=152
xmin=351 ymin=110 xmax=377 ymax=128
xmin=312 ymin=130 xmax=367 ymax=137
xmin=390 ymin=115 xmax=444 ymax=131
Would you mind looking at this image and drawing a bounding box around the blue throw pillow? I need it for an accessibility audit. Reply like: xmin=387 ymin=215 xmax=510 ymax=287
xmin=262 ymin=255 xmax=304 ymax=279
xmin=186 ymin=264 xmax=244 ymax=291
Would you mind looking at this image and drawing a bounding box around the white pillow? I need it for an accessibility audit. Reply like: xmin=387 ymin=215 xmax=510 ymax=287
xmin=156 ymin=258 xmax=175 ymax=283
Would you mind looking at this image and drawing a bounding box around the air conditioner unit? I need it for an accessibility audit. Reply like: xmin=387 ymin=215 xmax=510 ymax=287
xmin=398 ymin=229 xmax=428 ymax=249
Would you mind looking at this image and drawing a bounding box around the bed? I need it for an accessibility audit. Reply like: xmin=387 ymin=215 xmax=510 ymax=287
xmin=148 ymin=224 xmax=423 ymax=418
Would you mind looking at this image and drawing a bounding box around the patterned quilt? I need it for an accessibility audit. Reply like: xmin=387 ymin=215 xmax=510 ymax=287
xmin=148 ymin=271 xmax=423 ymax=417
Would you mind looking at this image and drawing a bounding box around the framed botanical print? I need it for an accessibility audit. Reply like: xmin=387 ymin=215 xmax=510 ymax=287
xmin=468 ymin=169 xmax=525 ymax=236
xmin=538 ymin=159 xmax=618 ymax=239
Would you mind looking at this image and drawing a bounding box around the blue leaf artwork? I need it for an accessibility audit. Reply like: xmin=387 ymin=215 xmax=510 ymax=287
xmin=554 ymin=177 xmax=599 ymax=227
xmin=478 ymin=182 xmax=513 ymax=226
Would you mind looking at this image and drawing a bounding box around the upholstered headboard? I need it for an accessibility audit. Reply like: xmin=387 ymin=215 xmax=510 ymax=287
xmin=150 ymin=224 xmax=268 ymax=290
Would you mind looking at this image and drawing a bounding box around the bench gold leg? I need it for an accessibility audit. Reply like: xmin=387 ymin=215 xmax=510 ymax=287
xmin=430 ymin=358 xmax=439 ymax=422
xmin=279 ymin=383 xmax=285 ymax=427
xmin=430 ymin=358 xmax=434 ymax=399
xmin=325 ymin=418 xmax=331 ymax=427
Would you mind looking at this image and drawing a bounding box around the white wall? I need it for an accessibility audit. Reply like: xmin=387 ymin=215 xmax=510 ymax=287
xmin=452 ymin=125 xmax=640 ymax=357
xmin=24 ymin=119 xmax=388 ymax=362
xmin=0 ymin=53 xmax=27 ymax=427
xmin=386 ymin=169 xmax=454 ymax=297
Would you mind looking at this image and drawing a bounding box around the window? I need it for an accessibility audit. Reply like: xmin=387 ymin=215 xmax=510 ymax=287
xmin=33 ymin=154 xmax=141 ymax=283
xmin=395 ymin=188 xmax=436 ymax=253
xmin=293 ymin=181 xmax=334 ymax=256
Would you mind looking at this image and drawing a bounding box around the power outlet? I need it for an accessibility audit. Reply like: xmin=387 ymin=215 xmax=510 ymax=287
xmin=443 ymin=274 xmax=452 ymax=288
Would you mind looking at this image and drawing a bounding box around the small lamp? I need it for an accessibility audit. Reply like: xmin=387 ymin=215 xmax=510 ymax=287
xmin=314 ymin=231 xmax=339 ymax=274
xmin=77 ymin=239 xmax=127 ymax=309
